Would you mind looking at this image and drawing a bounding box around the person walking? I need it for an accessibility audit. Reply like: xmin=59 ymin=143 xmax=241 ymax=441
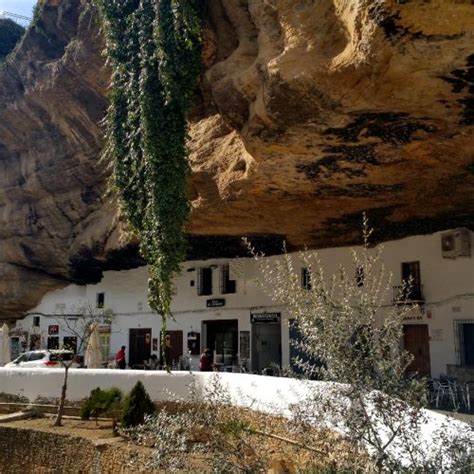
xmin=115 ymin=345 xmax=126 ymax=370
xmin=199 ymin=348 xmax=213 ymax=372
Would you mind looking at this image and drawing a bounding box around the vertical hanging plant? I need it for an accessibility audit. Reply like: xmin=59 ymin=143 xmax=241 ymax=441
xmin=96 ymin=0 xmax=202 ymax=324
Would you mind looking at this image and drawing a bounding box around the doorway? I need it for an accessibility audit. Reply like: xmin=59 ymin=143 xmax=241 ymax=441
xmin=47 ymin=337 xmax=59 ymax=350
xmin=63 ymin=336 xmax=77 ymax=353
xmin=29 ymin=334 xmax=41 ymax=351
xmin=460 ymin=322 xmax=474 ymax=366
xmin=162 ymin=330 xmax=183 ymax=366
xmin=403 ymin=324 xmax=431 ymax=377
xmin=129 ymin=328 xmax=152 ymax=368
xmin=10 ymin=337 xmax=19 ymax=360
xmin=252 ymin=322 xmax=282 ymax=373
xmin=203 ymin=320 xmax=238 ymax=366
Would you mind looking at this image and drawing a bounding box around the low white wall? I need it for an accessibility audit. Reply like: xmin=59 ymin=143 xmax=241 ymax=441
xmin=0 ymin=368 xmax=307 ymax=416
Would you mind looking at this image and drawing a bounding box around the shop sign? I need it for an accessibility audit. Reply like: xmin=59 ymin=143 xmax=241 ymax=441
xmin=206 ymin=298 xmax=225 ymax=308
xmin=403 ymin=314 xmax=423 ymax=321
xmin=251 ymin=312 xmax=281 ymax=323
xmin=48 ymin=325 xmax=59 ymax=335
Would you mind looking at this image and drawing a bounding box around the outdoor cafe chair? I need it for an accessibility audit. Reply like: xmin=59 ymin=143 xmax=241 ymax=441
xmin=431 ymin=378 xmax=457 ymax=409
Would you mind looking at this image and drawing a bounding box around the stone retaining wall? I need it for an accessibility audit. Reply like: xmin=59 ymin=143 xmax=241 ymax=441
xmin=0 ymin=425 xmax=151 ymax=473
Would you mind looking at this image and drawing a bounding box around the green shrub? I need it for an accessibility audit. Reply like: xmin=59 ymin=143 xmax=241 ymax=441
xmin=0 ymin=19 xmax=25 ymax=62
xmin=121 ymin=381 xmax=155 ymax=428
xmin=80 ymin=387 xmax=123 ymax=422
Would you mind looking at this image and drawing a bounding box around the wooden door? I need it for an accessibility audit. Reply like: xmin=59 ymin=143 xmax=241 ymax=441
xmin=164 ymin=330 xmax=183 ymax=366
xmin=129 ymin=328 xmax=152 ymax=368
xmin=403 ymin=324 xmax=431 ymax=377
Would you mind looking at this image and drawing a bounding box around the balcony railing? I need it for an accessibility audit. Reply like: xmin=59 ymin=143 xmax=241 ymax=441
xmin=393 ymin=285 xmax=424 ymax=304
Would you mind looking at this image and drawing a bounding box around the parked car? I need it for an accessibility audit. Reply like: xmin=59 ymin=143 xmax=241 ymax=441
xmin=5 ymin=350 xmax=80 ymax=368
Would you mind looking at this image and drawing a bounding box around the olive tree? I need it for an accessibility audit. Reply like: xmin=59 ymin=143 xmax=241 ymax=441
xmin=248 ymin=216 xmax=472 ymax=471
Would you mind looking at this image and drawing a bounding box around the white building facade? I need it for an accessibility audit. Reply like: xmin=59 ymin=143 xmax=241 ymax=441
xmin=9 ymin=228 xmax=474 ymax=381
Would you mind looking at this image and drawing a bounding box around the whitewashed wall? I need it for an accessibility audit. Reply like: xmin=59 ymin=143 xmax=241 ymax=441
xmin=15 ymin=229 xmax=474 ymax=378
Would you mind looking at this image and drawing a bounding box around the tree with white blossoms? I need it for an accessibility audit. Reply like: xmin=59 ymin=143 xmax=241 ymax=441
xmin=248 ymin=215 xmax=472 ymax=471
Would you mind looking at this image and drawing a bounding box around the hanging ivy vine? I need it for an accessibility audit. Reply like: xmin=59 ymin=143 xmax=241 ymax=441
xmin=95 ymin=0 xmax=202 ymax=322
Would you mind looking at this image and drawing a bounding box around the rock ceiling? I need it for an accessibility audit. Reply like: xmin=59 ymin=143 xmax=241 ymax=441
xmin=0 ymin=0 xmax=473 ymax=318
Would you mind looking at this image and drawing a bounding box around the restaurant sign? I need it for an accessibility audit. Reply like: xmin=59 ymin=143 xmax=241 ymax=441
xmin=251 ymin=312 xmax=281 ymax=324
xmin=206 ymin=298 xmax=226 ymax=308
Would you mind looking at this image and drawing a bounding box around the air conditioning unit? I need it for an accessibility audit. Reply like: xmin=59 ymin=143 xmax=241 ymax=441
xmin=441 ymin=228 xmax=471 ymax=259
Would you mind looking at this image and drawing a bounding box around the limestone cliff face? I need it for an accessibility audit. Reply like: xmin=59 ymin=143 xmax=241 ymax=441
xmin=1 ymin=0 xmax=473 ymax=319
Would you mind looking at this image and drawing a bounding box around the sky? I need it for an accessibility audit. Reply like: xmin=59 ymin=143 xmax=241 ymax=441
xmin=0 ymin=0 xmax=37 ymax=20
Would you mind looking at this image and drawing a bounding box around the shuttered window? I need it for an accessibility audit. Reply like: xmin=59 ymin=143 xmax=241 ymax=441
xmin=198 ymin=268 xmax=213 ymax=296
xmin=220 ymin=265 xmax=236 ymax=294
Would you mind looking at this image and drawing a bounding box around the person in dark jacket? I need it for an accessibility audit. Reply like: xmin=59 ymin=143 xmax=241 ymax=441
xmin=199 ymin=348 xmax=213 ymax=371
xmin=115 ymin=346 xmax=126 ymax=370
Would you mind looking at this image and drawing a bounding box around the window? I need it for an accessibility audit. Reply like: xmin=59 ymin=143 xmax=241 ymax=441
xmin=28 ymin=352 xmax=46 ymax=361
xmin=355 ymin=266 xmax=364 ymax=287
xmin=301 ymin=268 xmax=311 ymax=290
xmin=198 ymin=268 xmax=213 ymax=296
xmin=401 ymin=261 xmax=423 ymax=301
xmin=33 ymin=316 xmax=40 ymax=327
xmin=220 ymin=265 xmax=236 ymax=294
xmin=99 ymin=333 xmax=111 ymax=362
xmin=456 ymin=322 xmax=474 ymax=366
xmin=96 ymin=292 xmax=105 ymax=309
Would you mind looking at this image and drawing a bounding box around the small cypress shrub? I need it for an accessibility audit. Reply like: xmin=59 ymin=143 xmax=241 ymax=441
xmin=80 ymin=387 xmax=123 ymax=423
xmin=121 ymin=381 xmax=155 ymax=428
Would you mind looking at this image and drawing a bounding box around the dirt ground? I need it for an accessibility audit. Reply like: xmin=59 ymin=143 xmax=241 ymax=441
xmin=6 ymin=417 xmax=118 ymax=442
xmin=1 ymin=409 xmax=364 ymax=472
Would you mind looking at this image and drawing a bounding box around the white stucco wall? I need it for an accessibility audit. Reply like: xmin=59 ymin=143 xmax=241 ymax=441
xmin=11 ymin=229 xmax=474 ymax=378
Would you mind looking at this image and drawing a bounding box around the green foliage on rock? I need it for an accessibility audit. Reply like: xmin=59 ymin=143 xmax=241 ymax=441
xmin=121 ymin=380 xmax=155 ymax=428
xmin=80 ymin=386 xmax=123 ymax=421
xmin=0 ymin=19 xmax=25 ymax=62
xmin=95 ymin=0 xmax=202 ymax=329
